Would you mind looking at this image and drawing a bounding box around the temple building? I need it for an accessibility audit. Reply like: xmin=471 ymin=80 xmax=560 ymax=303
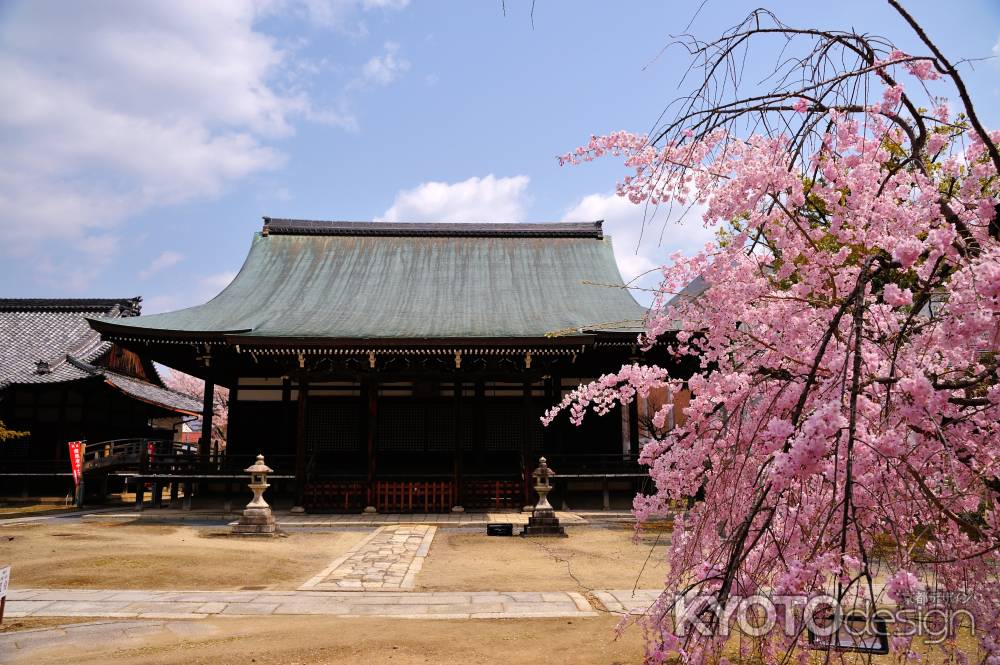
xmin=88 ymin=219 xmax=691 ymax=512
xmin=0 ymin=298 xmax=202 ymax=491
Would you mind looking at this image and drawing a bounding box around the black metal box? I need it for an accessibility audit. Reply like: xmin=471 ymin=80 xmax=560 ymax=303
xmin=486 ymin=522 xmax=514 ymax=536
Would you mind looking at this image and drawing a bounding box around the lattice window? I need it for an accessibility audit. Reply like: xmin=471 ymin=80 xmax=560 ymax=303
xmin=526 ymin=409 xmax=544 ymax=450
xmin=460 ymin=410 xmax=477 ymax=451
xmin=426 ymin=403 xmax=456 ymax=451
xmin=306 ymin=400 xmax=361 ymax=452
xmin=484 ymin=403 xmax=524 ymax=450
xmin=378 ymin=402 xmax=425 ymax=451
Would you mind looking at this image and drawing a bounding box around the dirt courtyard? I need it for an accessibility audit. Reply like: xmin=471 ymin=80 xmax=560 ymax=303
xmin=6 ymin=615 xmax=646 ymax=665
xmin=1 ymin=516 xmax=978 ymax=665
xmin=0 ymin=516 xmax=668 ymax=664
xmin=0 ymin=519 xmax=367 ymax=590
xmin=0 ymin=517 xmax=669 ymax=592
xmin=418 ymin=525 xmax=670 ymax=592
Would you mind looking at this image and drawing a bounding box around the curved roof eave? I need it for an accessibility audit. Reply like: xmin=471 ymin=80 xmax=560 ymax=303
xmin=87 ymin=221 xmax=650 ymax=343
xmin=86 ymin=317 xmax=252 ymax=340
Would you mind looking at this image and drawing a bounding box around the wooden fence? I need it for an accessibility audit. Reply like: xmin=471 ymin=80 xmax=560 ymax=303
xmin=302 ymin=478 xmax=522 ymax=513
xmin=374 ymin=480 xmax=454 ymax=513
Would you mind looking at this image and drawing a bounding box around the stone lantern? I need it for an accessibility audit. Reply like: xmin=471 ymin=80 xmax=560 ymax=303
xmin=232 ymin=454 xmax=277 ymax=536
xmin=533 ymin=457 xmax=555 ymax=511
xmin=520 ymin=456 xmax=566 ymax=537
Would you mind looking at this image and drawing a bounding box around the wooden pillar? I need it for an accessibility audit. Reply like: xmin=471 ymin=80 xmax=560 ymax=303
xmin=542 ymin=375 xmax=555 ymax=453
xmin=628 ymin=399 xmax=641 ymax=460
xmin=365 ymin=376 xmax=378 ymax=510
xmin=226 ymin=385 xmax=239 ymax=466
xmin=133 ymin=478 xmax=144 ymax=511
xmin=521 ymin=380 xmax=532 ymax=509
xmin=542 ymin=374 xmax=557 ymax=509
xmin=199 ymin=379 xmax=214 ymax=460
xmin=552 ymin=373 xmax=565 ymax=454
xmin=453 ymin=381 xmax=463 ymax=509
xmin=474 ymin=380 xmax=485 ymax=465
xmin=281 ymin=377 xmax=293 ymax=507
xmin=281 ymin=378 xmax=292 ymax=455
xmin=294 ymin=379 xmax=309 ymax=508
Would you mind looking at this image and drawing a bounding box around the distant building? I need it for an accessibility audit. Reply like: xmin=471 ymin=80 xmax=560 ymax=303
xmin=0 ymin=298 xmax=202 ymax=488
xmin=89 ymin=220 xmax=695 ymax=512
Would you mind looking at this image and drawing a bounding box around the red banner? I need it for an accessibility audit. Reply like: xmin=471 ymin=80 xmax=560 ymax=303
xmin=67 ymin=440 xmax=84 ymax=488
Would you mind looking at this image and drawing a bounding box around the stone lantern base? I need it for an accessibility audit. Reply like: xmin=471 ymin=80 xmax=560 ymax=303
xmin=232 ymin=506 xmax=276 ymax=536
xmin=520 ymin=507 xmax=567 ymax=537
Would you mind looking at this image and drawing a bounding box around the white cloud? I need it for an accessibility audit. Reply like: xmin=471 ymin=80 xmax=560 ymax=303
xmin=0 ymin=0 xmax=407 ymax=287
xmin=258 ymin=0 xmax=408 ymax=33
xmin=199 ymin=271 xmax=239 ymax=295
xmin=0 ymin=3 xmax=290 ymax=267
xmin=139 ymin=251 xmax=185 ymax=280
xmin=363 ymin=0 xmax=410 ymax=9
xmin=562 ymin=192 xmax=713 ymax=305
xmin=361 ymin=42 xmax=410 ymax=86
xmin=144 ymin=270 xmax=238 ymax=314
xmin=378 ymin=175 xmax=531 ymax=222
xmin=31 ymin=234 xmax=122 ymax=293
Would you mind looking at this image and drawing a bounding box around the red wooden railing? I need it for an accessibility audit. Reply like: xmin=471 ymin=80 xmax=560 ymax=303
xmin=301 ymin=477 xmax=523 ymax=513
xmin=374 ymin=480 xmax=453 ymax=513
xmin=303 ymin=480 xmax=366 ymax=512
xmin=463 ymin=479 xmax=521 ymax=511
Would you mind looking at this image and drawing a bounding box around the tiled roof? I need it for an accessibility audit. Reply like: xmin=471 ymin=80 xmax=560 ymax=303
xmin=0 ymin=298 xmax=199 ymax=415
xmin=100 ymin=369 xmax=202 ymax=415
xmin=0 ymin=300 xmax=135 ymax=388
xmin=89 ymin=221 xmax=649 ymax=341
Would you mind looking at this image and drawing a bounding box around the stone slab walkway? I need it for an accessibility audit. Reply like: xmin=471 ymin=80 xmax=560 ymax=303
xmin=5 ymin=588 xmax=598 ymax=621
xmin=300 ymin=524 xmax=435 ymax=590
xmin=0 ymin=619 xmax=220 ymax=665
xmin=592 ymin=589 xmax=661 ymax=615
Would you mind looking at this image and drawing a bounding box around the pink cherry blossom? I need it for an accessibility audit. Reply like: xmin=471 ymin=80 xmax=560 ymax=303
xmin=883 ymin=283 xmax=913 ymax=307
xmin=886 ymin=569 xmax=924 ymax=602
xmin=550 ymin=64 xmax=1000 ymax=664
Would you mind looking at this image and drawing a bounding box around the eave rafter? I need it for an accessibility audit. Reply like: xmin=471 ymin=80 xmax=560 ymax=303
xmin=245 ymin=346 xmax=582 ymax=357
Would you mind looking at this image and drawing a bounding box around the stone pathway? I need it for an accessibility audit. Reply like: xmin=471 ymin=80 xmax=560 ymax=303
xmin=592 ymin=589 xmax=661 ymax=615
xmin=0 ymin=619 xmax=219 ymax=665
xmin=300 ymin=524 xmax=435 ymax=590
xmin=4 ymin=588 xmax=597 ymax=621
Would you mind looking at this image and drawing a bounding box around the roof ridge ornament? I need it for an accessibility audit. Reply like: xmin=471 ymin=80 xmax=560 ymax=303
xmin=0 ymin=298 xmax=141 ymax=314
xmin=258 ymin=218 xmax=604 ymax=239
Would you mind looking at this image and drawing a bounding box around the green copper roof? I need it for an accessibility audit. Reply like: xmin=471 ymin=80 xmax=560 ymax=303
xmin=92 ymin=221 xmax=647 ymax=342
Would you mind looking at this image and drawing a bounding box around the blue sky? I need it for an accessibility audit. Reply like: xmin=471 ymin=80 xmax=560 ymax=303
xmin=1 ymin=0 xmax=998 ymax=312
